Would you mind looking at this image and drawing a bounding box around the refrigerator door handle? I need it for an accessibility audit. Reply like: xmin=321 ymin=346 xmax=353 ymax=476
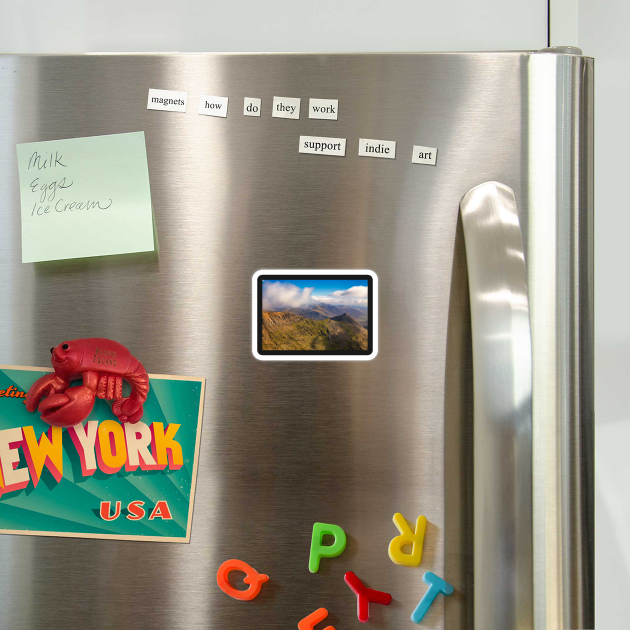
xmin=460 ymin=181 xmax=533 ymax=629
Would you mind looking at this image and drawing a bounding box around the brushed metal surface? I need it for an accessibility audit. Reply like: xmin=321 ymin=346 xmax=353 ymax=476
xmin=527 ymin=52 xmax=595 ymax=629
xmin=0 ymin=52 xmax=593 ymax=629
xmin=460 ymin=182 xmax=533 ymax=630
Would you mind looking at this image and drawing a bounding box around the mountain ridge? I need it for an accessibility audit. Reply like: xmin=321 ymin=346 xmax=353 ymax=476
xmin=278 ymin=303 xmax=368 ymax=325
xmin=262 ymin=310 xmax=368 ymax=351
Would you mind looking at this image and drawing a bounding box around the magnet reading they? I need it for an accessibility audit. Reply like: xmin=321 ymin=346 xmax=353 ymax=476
xmin=216 ymin=559 xmax=269 ymax=601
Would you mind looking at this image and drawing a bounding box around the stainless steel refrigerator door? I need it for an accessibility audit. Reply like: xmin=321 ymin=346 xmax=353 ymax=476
xmin=0 ymin=52 xmax=593 ymax=629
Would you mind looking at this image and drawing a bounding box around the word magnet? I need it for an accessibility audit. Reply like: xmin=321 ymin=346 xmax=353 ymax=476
xmin=272 ymin=96 xmax=300 ymax=119
xmin=244 ymin=97 xmax=261 ymax=117
xmin=198 ymin=95 xmax=228 ymax=118
xmin=309 ymin=522 xmax=346 ymax=573
xmin=344 ymin=571 xmax=392 ymax=622
xmin=308 ymin=98 xmax=338 ymax=120
xmin=358 ymin=138 xmax=396 ymax=159
xmin=411 ymin=145 xmax=438 ymax=165
xmin=147 ymin=88 xmax=187 ymax=112
xmin=216 ymin=559 xmax=269 ymax=601
xmin=388 ymin=512 xmax=427 ymax=567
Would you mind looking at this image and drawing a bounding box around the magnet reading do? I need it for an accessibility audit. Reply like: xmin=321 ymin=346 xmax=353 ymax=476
xmin=244 ymin=97 xmax=262 ymax=117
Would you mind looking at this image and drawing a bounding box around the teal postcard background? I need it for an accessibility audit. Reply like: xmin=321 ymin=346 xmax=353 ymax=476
xmin=0 ymin=367 xmax=204 ymax=542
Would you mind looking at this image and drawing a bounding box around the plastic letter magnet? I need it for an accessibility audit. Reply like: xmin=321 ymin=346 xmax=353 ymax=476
xmin=388 ymin=512 xmax=427 ymax=567
xmin=344 ymin=571 xmax=392 ymax=622
xmin=298 ymin=608 xmax=335 ymax=630
xmin=216 ymin=559 xmax=269 ymax=601
xmin=410 ymin=571 xmax=454 ymax=623
xmin=309 ymin=522 xmax=347 ymax=573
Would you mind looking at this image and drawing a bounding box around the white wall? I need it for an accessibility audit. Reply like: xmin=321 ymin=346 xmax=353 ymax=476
xmin=576 ymin=1 xmax=629 ymax=627
xmin=0 ymin=0 xmax=547 ymax=53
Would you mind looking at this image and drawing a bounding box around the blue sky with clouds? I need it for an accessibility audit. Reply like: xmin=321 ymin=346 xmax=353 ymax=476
xmin=262 ymin=279 xmax=368 ymax=310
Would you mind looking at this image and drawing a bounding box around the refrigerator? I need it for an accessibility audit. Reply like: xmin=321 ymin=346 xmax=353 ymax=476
xmin=0 ymin=50 xmax=593 ymax=629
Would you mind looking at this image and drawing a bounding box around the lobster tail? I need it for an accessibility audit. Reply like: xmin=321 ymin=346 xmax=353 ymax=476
xmin=126 ymin=358 xmax=150 ymax=403
xmin=112 ymin=358 xmax=150 ymax=424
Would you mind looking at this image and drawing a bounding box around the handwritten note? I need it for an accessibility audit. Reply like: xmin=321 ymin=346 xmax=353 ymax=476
xmin=16 ymin=132 xmax=154 ymax=263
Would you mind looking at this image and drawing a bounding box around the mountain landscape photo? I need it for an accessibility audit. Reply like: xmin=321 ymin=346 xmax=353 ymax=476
xmin=261 ymin=279 xmax=369 ymax=352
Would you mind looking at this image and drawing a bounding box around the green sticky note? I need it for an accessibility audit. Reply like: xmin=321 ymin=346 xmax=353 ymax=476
xmin=16 ymin=131 xmax=155 ymax=263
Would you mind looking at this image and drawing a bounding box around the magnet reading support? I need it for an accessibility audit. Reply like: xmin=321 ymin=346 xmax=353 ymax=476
xmin=344 ymin=571 xmax=392 ymax=622
xmin=410 ymin=572 xmax=454 ymax=624
xmin=388 ymin=512 xmax=427 ymax=567
xmin=309 ymin=522 xmax=347 ymax=573
xmin=298 ymin=607 xmax=335 ymax=630
xmin=216 ymin=559 xmax=269 ymax=601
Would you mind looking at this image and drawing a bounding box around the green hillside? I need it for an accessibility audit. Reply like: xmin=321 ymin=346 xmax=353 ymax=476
xmin=262 ymin=311 xmax=368 ymax=351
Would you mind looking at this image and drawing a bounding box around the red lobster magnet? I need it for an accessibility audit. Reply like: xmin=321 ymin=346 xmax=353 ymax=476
xmin=26 ymin=338 xmax=149 ymax=428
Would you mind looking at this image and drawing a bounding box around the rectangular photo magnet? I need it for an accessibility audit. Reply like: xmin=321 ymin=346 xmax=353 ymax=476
xmin=252 ymin=270 xmax=378 ymax=361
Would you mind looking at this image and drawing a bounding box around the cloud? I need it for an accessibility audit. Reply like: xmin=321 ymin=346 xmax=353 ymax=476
xmin=262 ymin=281 xmax=315 ymax=310
xmin=315 ymin=285 xmax=368 ymax=305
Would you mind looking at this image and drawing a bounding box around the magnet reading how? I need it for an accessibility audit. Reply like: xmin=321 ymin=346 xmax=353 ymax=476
xmin=299 ymin=136 xmax=346 ymax=157
xmin=272 ymin=96 xmax=301 ymax=119
xmin=217 ymin=559 xmax=269 ymax=601
xmin=358 ymin=139 xmax=396 ymax=159
xmin=309 ymin=522 xmax=347 ymax=573
xmin=198 ymin=95 xmax=229 ymax=118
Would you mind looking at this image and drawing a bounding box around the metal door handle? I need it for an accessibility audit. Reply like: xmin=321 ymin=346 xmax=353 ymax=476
xmin=460 ymin=181 xmax=533 ymax=629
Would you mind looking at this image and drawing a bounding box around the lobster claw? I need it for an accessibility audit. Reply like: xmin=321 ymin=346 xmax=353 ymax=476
xmin=37 ymin=386 xmax=96 ymax=428
xmin=25 ymin=373 xmax=67 ymax=413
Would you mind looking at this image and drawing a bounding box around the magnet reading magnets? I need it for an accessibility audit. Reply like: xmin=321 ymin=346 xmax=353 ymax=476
xmin=25 ymin=338 xmax=149 ymax=427
xmin=216 ymin=559 xmax=269 ymax=601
